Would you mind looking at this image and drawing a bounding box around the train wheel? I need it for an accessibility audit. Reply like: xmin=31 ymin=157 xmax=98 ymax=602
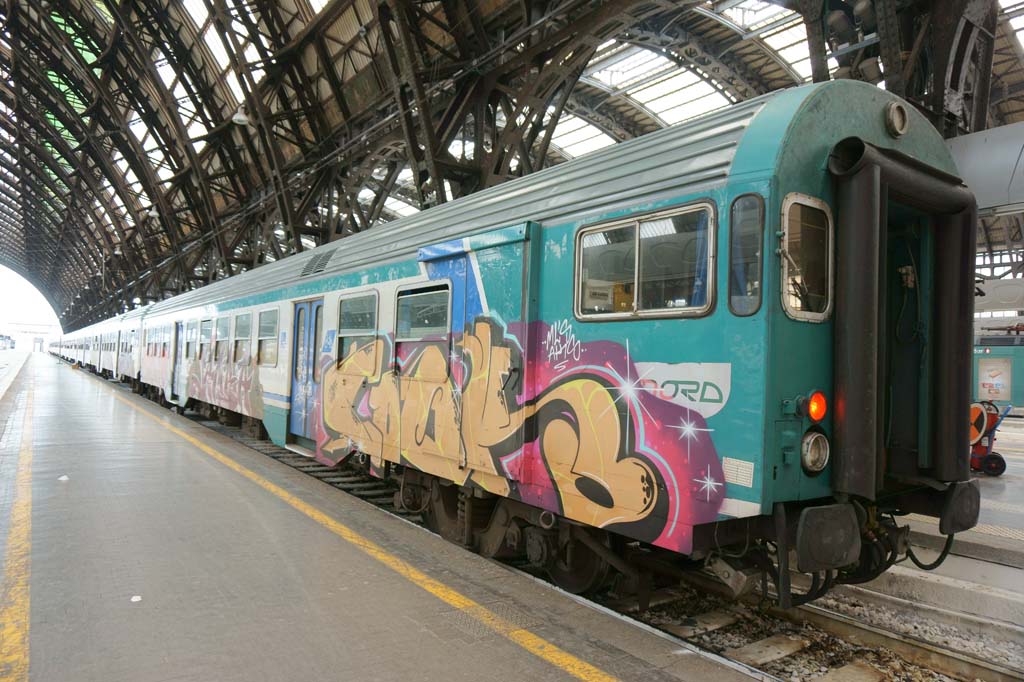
xmin=421 ymin=482 xmax=464 ymax=545
xmin=547 ymin=530 xmax=612 ymax=595
xmin=983 ymin=453 xmax=1007 ymax=476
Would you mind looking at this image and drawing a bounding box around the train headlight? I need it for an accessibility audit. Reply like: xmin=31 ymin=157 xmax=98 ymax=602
xmin=801 ymin=431 xmax=830 ymax=475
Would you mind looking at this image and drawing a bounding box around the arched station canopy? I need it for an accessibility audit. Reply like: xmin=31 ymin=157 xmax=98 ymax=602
xmin=0 ymin=0 xmax=1019 ymax=330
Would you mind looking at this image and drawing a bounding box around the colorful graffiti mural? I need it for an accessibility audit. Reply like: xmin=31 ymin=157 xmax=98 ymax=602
xmin=316 ymin=316 xmax=726 ymax=555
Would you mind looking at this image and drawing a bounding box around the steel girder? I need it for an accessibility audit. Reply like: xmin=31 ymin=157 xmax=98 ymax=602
xmin=798 ymin=0 xmax=999 ymax=138
xmin=0 ymin=0 xmax=842 ymax=330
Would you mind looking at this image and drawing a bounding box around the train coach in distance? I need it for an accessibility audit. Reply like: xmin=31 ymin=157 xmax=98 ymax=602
xmin=54 ymin=79 xmax=979 ymax=607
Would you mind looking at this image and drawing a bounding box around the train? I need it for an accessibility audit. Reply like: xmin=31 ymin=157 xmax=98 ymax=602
xmin=974 ymin=328 xmax=1024 ymax=409
xmin=52 ymin=80 xmax=980 ymax=606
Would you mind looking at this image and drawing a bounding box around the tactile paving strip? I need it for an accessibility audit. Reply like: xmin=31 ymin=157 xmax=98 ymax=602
xmin=909 ymin=513 xmax=1024 ymax=541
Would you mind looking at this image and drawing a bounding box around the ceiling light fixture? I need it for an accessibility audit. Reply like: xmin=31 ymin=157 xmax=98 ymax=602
xmin=231 ymin=106 xmax=252 ymax=127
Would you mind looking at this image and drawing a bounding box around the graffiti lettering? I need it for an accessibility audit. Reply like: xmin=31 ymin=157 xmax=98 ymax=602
xmin=317 ymin=318 xmax=726 ymax=555
xmin=542 ymin=319 xmax=582 ymax=371
xmin=185 ymin=348 xmax=265 ymax=419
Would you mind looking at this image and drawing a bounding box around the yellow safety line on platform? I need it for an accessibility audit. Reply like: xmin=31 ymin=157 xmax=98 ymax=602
xmin=109 ymin=390 xmax=618 ymax=682
xmin=0 ymin=389 xmax=32 ymax=682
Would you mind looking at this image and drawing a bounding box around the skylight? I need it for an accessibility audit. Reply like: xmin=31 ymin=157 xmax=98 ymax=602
xmin=550 ymin=115 xmax=616 ymax=158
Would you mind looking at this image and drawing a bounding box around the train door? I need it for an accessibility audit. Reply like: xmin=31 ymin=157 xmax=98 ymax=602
xmin=396 ymin=277 xmax=464 ymax=467
xmin=115 ymin=330 xmax=123 ymax=377
xmin=172 ymin=321 xmax=186 ymax=401
xmin=290 ymin=299 xmax=324 ymax=441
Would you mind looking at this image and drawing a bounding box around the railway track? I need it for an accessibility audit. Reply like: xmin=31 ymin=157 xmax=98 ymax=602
xmin=170 ymin=400 xmax=1021 ymax=682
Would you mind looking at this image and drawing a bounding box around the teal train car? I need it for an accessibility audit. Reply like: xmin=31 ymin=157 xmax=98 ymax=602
xmin=54 ymin=80 xmax=980 ymax=606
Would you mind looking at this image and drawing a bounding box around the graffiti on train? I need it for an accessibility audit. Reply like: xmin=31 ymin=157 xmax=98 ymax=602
xmin=315 ymin=317 xmax=725 ymax=554
xmin=186 ymin=350 xmax=266 ymax=418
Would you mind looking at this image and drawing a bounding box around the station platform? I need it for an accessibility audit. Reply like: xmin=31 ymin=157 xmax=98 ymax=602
xmin=854 ymin=416 xmax=1024 ymax=631
xmin=0 ymin=354 xmax=756 ymax=682
xmin=907 ymin=415 xmax=1024 ymax=573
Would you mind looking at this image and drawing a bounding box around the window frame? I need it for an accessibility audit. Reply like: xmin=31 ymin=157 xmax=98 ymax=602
xmin=394 ymin=284 xmax=452 ymax=379
xmin=233 ymin=313 xmax=252 ymax=364
xmin=199 ymin=319 xmax=213 ymax=361
xmin=215 ymin=317 xmax=231 ymax=362
xmin=394 ymin=284 xmax=452 ymax=343
xmin=337 ymin=291 xmax=379 ymax=368
xmin=257 ymin=308 xmax=280 ymax=368
xmin=185 ymin=321 xmax=198 ymax=359
xmin=780 ymin=192 xmax=834 ymax=323
xmin=728 ymin=193 xmax=766 ymax=317
xmin=573 ymin=201 xmax=717 ymax=321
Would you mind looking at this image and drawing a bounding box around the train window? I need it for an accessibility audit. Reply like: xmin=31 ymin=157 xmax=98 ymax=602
xmin=258 ymin=309 xmax=279 ymax=367
xmin=215 ymin=318 xmax=231 ymax=362
xmin=186 ymin=322 xmax=197 ymax=359
xmin=293 ymin=307 xmax=307 ymax=381
xmin=576 ymin=203 xmax=714 ymax=318
xmin=396 ymin=286 xmax=450 ymax=381
xmin=579 ymin=224 xmax=635 ymax=314
xmin=729 ymin=194 xmax=765 ymax=316
xmin=312 ymin=305 xmax=324 ymax=383
xmin=781 ymin=195 xmax=833 ymax=321
xmin=233 ymin=313 xmax=251 ymax=364
xmin=397 ymin=288 xmax=449 ymax=341
xmin=638 ymin=210 xmax=710 ymax=312
xmin=199 ymin=320 xmax=213 ymax=361
xmin=338 ymin=294 xmax=378 ymax=374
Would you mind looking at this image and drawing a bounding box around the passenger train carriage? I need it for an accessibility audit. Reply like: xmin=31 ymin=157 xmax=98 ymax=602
xmin=53 ymin=80 xmax=980 ymax=605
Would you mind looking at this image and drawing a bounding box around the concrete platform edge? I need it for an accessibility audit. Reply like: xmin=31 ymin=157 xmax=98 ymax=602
xmin=518 ymin=569 xmax=778 ymax=682
xmin=910 ymin=528 xmax=1024 ymax=569
xmin=854 ymin=564 xmax=1024 ymax=629
xmin=0 ymin=352 xmax=29 ymax=404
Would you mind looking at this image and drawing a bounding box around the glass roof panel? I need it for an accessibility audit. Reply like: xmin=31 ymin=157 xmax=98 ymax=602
xmin=1001 ymin=1 xmax=1024 ymax=38
xmin=629 ymin=69 xmax=702 ymax=102
xmin=550 ymin=115 xmax=615 ymax=158
xmin=224 ymin=72 xmax=244 ymax=103
xmin=183 ymin=0 xmax=209 ymax=27
xmin=92 ymin=2 xmax=113 ymax=24
xmin=723 ymin=1 xmax=794 ymax=29
xmin=203 ymin=27 xmax=231 ymax=70
xmin=588 ymin=46 xmax=675 ymax=92
xmin=383 ymin=196 xmax=420 ymax=217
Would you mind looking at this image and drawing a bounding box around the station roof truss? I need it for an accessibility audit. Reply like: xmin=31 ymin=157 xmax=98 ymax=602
xmin=0 ymin=0 xmax=1021 ymax=329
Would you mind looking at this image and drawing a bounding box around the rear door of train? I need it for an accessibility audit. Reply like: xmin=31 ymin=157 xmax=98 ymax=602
xmin=829 ymin=138 xmax=975 ymax=504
